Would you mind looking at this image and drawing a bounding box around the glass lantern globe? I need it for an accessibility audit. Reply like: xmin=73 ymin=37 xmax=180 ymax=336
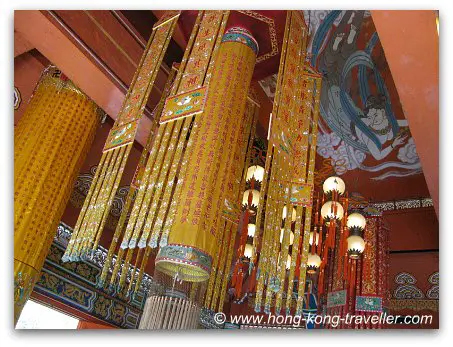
xmin=282 ymin=205 xmax=297 ymax=222
xmin=286 ymin=255 xmax=291 ymax=270
xmin=246 ymin=165 xmax=265 ymax=182
xmin=323 ymin=176 xmax=346 ymax=195
xmin=347 ymin=212 xmax=367 ymax=230
xmin=247 ymin=224 xmax=256 ymax=237
xmin=309 ymin=231 xmax=319 ymax=246
xmin=307 ymin=254 xmax=322 ymax=274
xmin=244 ymin=243 xmax=253 ymax=259
xmin=242 ymin=189 xmax=260 ymax=207
xmin=277 ymin=253 xmax=292 ymax=270
xmin=279 ymin=228 xmax=294 ymax=245
xmin=321 ymin=201 xmax=344 ymax=221
xmin=347 ymin=235 xmax=366 ymax=259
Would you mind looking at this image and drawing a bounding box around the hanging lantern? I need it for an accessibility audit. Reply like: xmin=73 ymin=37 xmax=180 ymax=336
xmin=307 ymin=254 xmax=322 ymax=274
xmin=286 ymin=255 xmax=291 ymax=270
xmin=247 ymin=224 xmax=256 ymax=237
xmin=322 ymin=176 xmax=346 ymax=195
xmin=279 ymin=228 xmax=294 ymax=245
xmin=309 ymin=231 xmax=319 ymax=246
xmin=277 ymin=253 xmax=292 ymax=270
xmin=242 ymin=189 xmax=260 ymax=208
xmin=347 ymin=212 xmax=367 ymax=234
xmin=282 ymin=205 xmax=297 ymax=222
xmin=244 ymin=244 xmax=253 ymax=259
xmin=321 ymin=201 xmax=344 ymax=222
xmin=347 ymin=235 xmax=365 ymax=259
xmin=246 ymin=165 xmax=265 ymax=183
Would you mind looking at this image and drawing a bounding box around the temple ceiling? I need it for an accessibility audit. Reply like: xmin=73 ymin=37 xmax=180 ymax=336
xmin=15 ymin=10 xmax=431 ymax=203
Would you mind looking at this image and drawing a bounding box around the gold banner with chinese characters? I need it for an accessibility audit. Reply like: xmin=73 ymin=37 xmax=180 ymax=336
xmin=251 ymin=11 xmax=322 ymax=315
xmin=108 ymin=11 xmax=231 ymax=292
xmin=155 ymin=27 xmax=258 ymax=283
xmin=97 ymin=64 xmax=179 ymax=291
xmin=14 ymin=67 xmax=100 ymax=324
xmin=62 ymin=11 xmax=179 ymax=263
xmin=205 ymin=92 xmax=260 ymax=312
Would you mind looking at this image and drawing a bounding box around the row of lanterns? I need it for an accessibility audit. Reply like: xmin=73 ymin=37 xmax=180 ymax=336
xmin=234 ymin=164 xmax=367 ymax=299
xmin=306 ymin=176 xmax=367 ymax=274
xmin=241 ymin=167 xmax=368 ymax=268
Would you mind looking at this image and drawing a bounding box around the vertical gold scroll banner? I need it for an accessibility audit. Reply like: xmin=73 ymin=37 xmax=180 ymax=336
xmin=14 ymin=67 xmax=101 ymax=325
xmin=62 ymin=11 xmax=180 ymax=262
xmin=155 ymin=27 xmax=259 ymax=283
xmin=205 ymin=92 xmax=260 ymax=312
xmin=96 ymin=63 xmax=179 ymax=291
xmin=251 ymin=11 xmax=322 ymax=315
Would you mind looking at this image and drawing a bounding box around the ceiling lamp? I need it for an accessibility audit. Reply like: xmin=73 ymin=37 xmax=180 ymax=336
xmin=286 ymin=255 xmax=291 ymax=270
xmin=322 ymin=176 xmax=346 ymax=195
xmin=320 ymin=200 xmax=344 ymax=222
xmin=247 ymin=223 xmax=256 ymax=237
xmin=347 ymin=235 xmax=366 ymax=259
xmin=347 ymin=212 xmax=366 ymax=234
xmin=279 ymin=228 xmax=294 ymax=245
xmin=307 ymin=254 xmax=322 ymax=274
xmin=244 ymin=244 xmax=253 ymax=259
xmin=309 ymin=231 xmax=319 ymax=246
xmin=242 ymin=189 xmax=260 ymax=207
xmin=282 ymin=205 xmax=297 ymax=222
xmin=246 ymin=165 xmax=265 ymax=183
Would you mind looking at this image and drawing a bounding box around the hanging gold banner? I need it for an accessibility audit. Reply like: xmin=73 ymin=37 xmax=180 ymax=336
xmin=159 ymin=86 xmax=208 ymax=124
xmin=14 ymin=67 xmax=101 ymax=324
xmin=62 ymin=11 xmax=180 ymax=262
xmin=155 ymin=27 xmax=258 ymax=283
xmin=106 ymin=11 xmax=231 ymax=292
xmin=251 ymin=11 xmax=324 ymax=315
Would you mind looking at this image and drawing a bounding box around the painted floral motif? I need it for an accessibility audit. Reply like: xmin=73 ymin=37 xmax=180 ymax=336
xmin=93 ymin=294 xmax=111 ymax=317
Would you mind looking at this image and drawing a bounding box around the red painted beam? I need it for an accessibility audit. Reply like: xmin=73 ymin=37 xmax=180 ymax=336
xmin=371 ymin=10 xmax=439 ymax=216
xmin=14 ymin=10 xmax=152 ymax=148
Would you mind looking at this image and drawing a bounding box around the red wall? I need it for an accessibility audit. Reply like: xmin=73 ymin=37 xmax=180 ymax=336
xmin=385 ymin=207 xmax=438 ymax=252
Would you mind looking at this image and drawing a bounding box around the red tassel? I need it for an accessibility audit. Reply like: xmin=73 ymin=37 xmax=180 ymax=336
xmin=318 ymin=267 xmax=324 ymax=297
xmin=317 ymin=228 xmax=323 ymax=256
xmin=322 ymin=243 xmax=328 ymax=267
xmin=349 ymin=260 xmax=356 ymax=298
xmin=248 ymin=266 xmax=257 ymax=292
xmin=235 ymin=271 xmax=244 ymax=298
xmin=231 ymin=263 xmax=239 ymax=287
xmin=295 ymin=253 xmax=301 ymax=277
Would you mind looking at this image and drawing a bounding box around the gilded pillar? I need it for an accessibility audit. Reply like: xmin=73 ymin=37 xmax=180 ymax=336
xmin=155 ymin=27 xmax=259 ymax=282
xmin=14 ymin=67 xmax=101 ymax=324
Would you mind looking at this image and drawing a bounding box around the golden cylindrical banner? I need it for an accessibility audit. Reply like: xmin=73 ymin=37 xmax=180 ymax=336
xmin=14 ymin=67 xmax=100 ymax=324
xmin=155 ymin=27 xmax=258 ymax=282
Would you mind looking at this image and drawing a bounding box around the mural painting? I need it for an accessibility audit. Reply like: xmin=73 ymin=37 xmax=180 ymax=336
xmin=260 ymin=11 xmax=422 ymax=181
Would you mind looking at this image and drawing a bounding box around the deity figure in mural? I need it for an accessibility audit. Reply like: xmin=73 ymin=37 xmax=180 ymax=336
xmin=356 ymin=94 xmax=408 ymax=161
xmin=311 ymin=10 xmax=421 ymax=179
